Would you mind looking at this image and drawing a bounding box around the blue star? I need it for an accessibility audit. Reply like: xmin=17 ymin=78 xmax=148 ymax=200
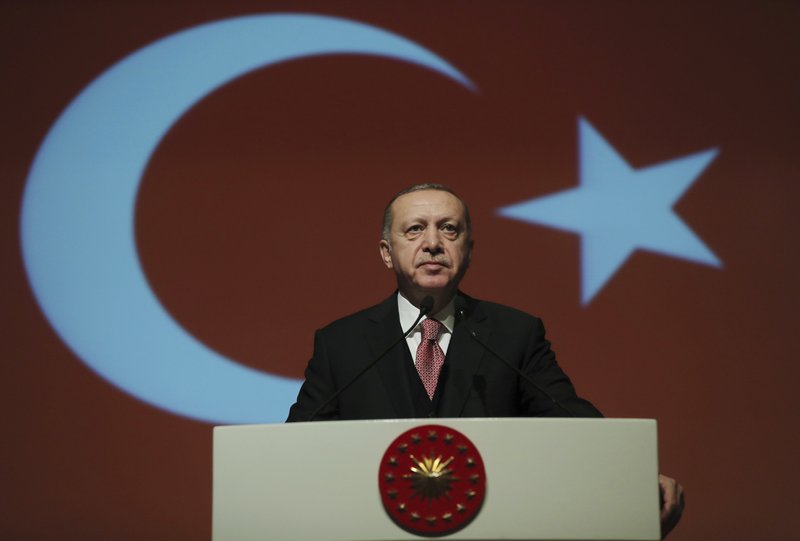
xmin=498 ymin=117 xmax=722 ymax=305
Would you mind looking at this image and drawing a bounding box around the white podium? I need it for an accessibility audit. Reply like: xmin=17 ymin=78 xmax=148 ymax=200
xmin=213 ymin=418 xmax=660 ymax=541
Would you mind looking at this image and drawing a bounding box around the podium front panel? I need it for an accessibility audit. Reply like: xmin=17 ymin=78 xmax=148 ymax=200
xmin=213 ymin=418 xmax=660 ymax=541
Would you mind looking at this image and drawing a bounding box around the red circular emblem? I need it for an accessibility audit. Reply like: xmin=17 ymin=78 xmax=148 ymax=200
xmin=379 ymin=424 xmax=487 ymax=537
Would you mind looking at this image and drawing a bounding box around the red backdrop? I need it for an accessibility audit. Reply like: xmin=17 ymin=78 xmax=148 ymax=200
xmin=2 ymin=2 xmax=799 ymax=540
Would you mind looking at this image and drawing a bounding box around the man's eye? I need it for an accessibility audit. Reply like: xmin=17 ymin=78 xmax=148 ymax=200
xmin=441 ymin=224 xmax=457 ymax=233
xmin=407 ymin=225 xmax=424 ymax=234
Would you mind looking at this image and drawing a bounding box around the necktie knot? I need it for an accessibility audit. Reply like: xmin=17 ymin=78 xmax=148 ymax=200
xmin=421 ymin=318 xmax=443 ymax=342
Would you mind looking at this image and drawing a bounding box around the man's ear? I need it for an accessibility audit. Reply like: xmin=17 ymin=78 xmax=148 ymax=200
xmin=379 ymin=240 xmax=393 ymax=269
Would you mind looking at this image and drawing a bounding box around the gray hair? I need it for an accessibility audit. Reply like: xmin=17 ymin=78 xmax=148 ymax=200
xmin=381 ymin=183 xmax=472 ymax=242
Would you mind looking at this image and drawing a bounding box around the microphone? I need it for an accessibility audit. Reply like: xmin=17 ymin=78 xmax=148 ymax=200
xmin=306 ymin=295 xmax=435 ymax=421
xmin=454 ymin=297 xmax=576 ymax=417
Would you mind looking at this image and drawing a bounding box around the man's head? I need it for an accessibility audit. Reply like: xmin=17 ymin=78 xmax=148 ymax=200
xmin=379 ymin=184 xmax=473 ymax=311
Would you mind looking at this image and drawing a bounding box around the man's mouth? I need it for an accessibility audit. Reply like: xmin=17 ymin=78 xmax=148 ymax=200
xmin=418 ymin=260 xmax=448 ymax=268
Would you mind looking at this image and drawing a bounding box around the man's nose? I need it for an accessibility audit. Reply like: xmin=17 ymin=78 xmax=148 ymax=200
xmin=422 ymin=228 xmax=443 ymax=252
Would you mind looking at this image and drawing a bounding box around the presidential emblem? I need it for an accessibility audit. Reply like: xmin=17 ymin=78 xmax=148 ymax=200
xmin=379 ymin=424 xmax=486 ymax=537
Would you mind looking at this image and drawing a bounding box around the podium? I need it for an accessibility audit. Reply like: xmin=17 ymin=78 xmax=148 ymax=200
xmin=213 ymin=418 xmax=660 ymax=541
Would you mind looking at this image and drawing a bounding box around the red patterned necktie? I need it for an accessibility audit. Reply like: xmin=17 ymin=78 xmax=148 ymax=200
xmin=416 ymin=318 xmax=445 ymax=400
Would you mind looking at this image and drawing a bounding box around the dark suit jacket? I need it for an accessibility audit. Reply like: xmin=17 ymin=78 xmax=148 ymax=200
xmin=286 ymin=292 xmax=601 ymax=422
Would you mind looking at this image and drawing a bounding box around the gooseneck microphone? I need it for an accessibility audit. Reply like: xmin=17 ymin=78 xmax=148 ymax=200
xmin=454 ymin=297 xmax=576 ymax=417
xmin=306 ymin=295 xmax=435 ymax=421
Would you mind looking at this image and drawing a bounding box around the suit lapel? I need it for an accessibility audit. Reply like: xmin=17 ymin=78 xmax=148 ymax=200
xmin=438 ymin=296 xmax=490 ymax=417
xmin=366 ymin=294 xmax=418 ymax=418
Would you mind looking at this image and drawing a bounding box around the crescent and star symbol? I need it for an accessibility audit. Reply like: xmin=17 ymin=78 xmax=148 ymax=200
xmin=20 ymin=13 xmax=722 ymax=423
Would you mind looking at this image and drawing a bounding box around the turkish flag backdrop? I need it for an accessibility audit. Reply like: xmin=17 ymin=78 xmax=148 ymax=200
xmin=1 ymin=2 xmax=798 ymax=540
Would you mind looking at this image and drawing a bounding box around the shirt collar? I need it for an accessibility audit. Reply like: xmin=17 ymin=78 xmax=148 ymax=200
xmin=397 ymin=292 xmax=455 ymax=335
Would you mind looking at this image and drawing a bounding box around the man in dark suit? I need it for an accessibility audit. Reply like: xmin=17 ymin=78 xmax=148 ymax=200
xmin=285 ymin=291 xmax=601 ymax=420
xmin=287 ymin=183 xmax=683 ymax=537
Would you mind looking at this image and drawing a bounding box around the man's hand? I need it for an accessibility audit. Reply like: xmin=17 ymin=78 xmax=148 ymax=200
xmin=659 ymin=474 xmax=685 ymax=538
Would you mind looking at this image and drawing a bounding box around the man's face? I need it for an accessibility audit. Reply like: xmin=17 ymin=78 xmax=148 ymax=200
xmin=379 ymin=189 xmax=472 ymax=303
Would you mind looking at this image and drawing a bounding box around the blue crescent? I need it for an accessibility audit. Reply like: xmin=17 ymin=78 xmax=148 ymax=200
xmin=20 ymin=14 xmax=475 ymax=424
